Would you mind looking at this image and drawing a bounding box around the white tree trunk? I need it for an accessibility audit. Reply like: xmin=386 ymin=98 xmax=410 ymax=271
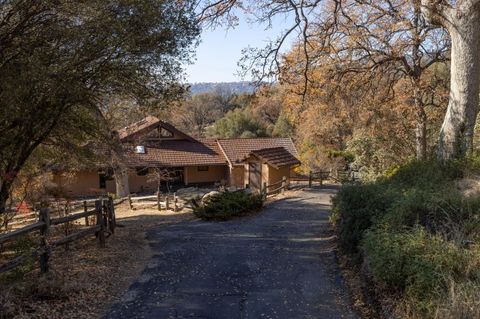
xmin=114 ymin=166 xmax=130 ymax=197
xmin=422 ymin=1 xmax=480 ymax=160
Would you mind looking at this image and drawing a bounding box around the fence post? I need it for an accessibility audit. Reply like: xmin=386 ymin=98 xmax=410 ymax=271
xmin=83 ymin=200 xmax=89 ymax=226
xmin=320 ymin=171 xmax=324 ymax=187
xmin=95 ymin=200 xmax=105 ymax=248
xmin=308 ymin=171 xmax=312 ymax=188
xmin=128 ymin=194 xmax=132 ymax=210
xmin=165 ymin=195 xmax=170 ymax=211
xmin=157 ymin=191 xmax=161 ymax=211
xmin=39 ymin=208 xmax=50 ymax=273
xmin=174 ymin=193 xmax=178 ymax=212
xmin=108 ymin=197 xmax=116 ymax=233
xmin=282 ymin=176 xmax=288 ymax=193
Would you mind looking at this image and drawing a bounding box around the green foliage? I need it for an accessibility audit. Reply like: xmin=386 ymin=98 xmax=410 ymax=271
xmin=207 ymin=109 xmax=267 ymax=138
xmin=332 ymin=160 xmax=480 ymax=317
xmin=363 ymin=226 xmax=478 ymax=314
xmin=191 ymin=191 xmax=264 ymax=221
xmin=0 ymin=0 xmax=199 ymax=213
xmin=331 ymin=183 xmax=396 ymax=253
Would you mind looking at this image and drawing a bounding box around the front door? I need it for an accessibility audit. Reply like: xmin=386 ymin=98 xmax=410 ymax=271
xmin=248 ymin=162 xmax=262 ymax=192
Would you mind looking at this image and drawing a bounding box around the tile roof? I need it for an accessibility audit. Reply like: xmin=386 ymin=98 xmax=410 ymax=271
xmin=122 ymin=139 xmax=228 ymax=167
xmin=118 ymin=116 xmax=195 ymax=142
xmin=217 ymin=137 xmax=298 ymax=165
xmin=246 ymin=147 xmax=301 ymax=169
xmin=118 ymin=115 xmax=160 ymax=140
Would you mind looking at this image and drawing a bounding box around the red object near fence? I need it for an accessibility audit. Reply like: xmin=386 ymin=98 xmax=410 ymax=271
xmin=16 ymin=201 xmax=31 ymax=215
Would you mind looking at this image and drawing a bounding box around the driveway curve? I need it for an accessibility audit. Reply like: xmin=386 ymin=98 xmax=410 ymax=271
xmin=105 ymin=186 xmax=358 ymax=319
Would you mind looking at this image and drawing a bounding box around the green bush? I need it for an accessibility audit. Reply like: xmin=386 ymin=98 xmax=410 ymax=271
xmin=363 ymin=226 xmax=478 ymax=314
xmin=331 ymin=159 xmax=480 ymax=318
xmin=331 ymin=183 xmax=396 ymax=253
xmin=191 ymin=191 xmax=264 ymax=221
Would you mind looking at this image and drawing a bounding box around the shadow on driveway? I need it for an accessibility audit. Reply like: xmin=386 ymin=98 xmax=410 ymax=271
xmin=105 ymin=186 xmax=358 ymax=319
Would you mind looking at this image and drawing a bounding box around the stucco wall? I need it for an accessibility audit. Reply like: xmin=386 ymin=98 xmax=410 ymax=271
xmin=229 ymin=165 xmax=245 ymax=188
xmin=53 ymin=171 xmax=114 ymax=197
xmin=128 ymin=171 xmax=157 ymax=193
xmin=267 ymin=165 xmax=291 ymax=186
xmin=184 ymin=165 xmax=228 ymax=185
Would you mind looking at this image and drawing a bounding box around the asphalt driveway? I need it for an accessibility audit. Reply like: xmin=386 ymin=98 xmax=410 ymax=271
xmin=104 ymin=186 xmax=358 ymax=319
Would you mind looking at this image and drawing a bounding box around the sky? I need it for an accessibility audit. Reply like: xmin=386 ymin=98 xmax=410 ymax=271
xmin=185 ymin=15 xmax=294 ymax=83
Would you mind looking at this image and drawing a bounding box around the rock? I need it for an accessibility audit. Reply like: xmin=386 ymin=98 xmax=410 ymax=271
xmin=201 ymin=191 xmax=221 ymax=204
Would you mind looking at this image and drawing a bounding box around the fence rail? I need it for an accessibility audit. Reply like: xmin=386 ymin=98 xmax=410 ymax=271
xmin=262 ymin=176 xmax=289 ymax=198
xmin=127 ymin=192 xmax=182 ymax=212
xmin=0 ymin=197 xmax=115 ymax=275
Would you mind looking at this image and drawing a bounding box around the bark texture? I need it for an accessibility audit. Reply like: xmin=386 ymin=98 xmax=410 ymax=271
xmin=422 ymin=0 xmax=480 ymax=160
xmin=114 ymin=167 xmax=130 ymax=197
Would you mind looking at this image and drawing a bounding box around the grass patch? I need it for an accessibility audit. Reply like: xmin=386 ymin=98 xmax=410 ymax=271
xmin=191 ymin=191 xmax=264 ymax=221
xmin=332 ymin=159 xmax=480 ymax=318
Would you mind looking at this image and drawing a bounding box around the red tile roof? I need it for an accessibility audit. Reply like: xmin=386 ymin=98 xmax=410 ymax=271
xmin=122 ymin=139 xmax=227 ymax=167
xmin=246 ymin=147 xmax=301 ymax=169
xmin=118 ymin=115 xmax=160 ymax=140
xmin=217 ymin=138 xmax=298 ymax=166
xmin=118 ymin=116 xmax=195 ymax=142
xmin=113 ymin=117 xmax=299 ymax=168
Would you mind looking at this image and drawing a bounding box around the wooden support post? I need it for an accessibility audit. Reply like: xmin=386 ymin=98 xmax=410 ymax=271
xmin=128 ymin=194 xmax=132 ymax=210
xmin=39 ymin=208 xmax=50 ymax=273
xmin=309 ymin=171 xmax=313 ymax=188
xmin=108 ymin=197 xmax=116 ymax=233
xmin=83 ymin=200 xmax=89 ymax=226
xmin=174 ymin=193 xmax=178 ymax=212
xmin=157 ymin=192 xmax=161 ymax=211
xmin=262 ymin=182 xmax=267 ymax=199
xmin=282 ymin=176 xmax=287 ymax=193
xmin=95 ymin=200 xmax=105 ymax=248
xmin=165 ymin=195 xmax=170 ymax=211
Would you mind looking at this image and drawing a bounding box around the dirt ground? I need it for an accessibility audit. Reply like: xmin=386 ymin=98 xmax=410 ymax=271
xmin=0 ymin=203 xmax=194 ymax=319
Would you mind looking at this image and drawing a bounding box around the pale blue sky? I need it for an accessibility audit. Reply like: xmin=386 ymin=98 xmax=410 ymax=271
xmin=186 ymin=15 xmax=294 ymax=83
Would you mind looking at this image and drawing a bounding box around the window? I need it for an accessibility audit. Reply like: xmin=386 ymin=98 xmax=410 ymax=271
xmin=197 ymin=166 xmax=209 ymax=172
xmin=99 ymin=174 xmax=107 ymax=189
xmin=160 ymin=127 xmax=173 ymax=138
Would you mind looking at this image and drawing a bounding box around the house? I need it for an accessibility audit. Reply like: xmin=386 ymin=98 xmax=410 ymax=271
xmin=53 ymin=116 xmax=300 ymax=196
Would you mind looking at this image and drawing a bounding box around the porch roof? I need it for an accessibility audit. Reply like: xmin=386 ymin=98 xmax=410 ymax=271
xmin=244 ymin=147 xmax=301 ymax=169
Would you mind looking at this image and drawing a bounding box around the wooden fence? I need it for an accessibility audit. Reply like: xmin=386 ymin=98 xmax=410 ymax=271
xmin=0 ymin=197 xmax=115 ymax=274
xmin=262 ymin=176 xmax=289 ymax=198
xmin=291 ymin=169 xmax=360 ymax=187
xmin=127 ymin=193 xmax=182 ymax=212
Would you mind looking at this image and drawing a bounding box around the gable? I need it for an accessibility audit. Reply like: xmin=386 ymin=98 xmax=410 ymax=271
xmin=118 ymin=116 xmax=196 ymax=142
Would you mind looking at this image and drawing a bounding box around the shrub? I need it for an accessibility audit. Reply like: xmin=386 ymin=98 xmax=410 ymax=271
xmin=191 ymin=191 xmax=264 ymax=221
xmin=331 ymin=183 xmax=396 ymax=253
xmin=363 ymin=226 xmax=478 ymax=314
xmin=331 ymin=159 xmax=480 ymax=318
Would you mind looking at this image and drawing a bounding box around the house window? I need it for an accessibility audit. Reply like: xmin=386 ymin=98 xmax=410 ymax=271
xmin=99 ymin=174 xmax=107 ymax=189
xmin=197 ymin=166 xmax=209 ymax=172
xmin=160 ymin=127 xmax=173 ymax=138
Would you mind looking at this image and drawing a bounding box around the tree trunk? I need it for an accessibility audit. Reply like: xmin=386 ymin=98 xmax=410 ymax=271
xmin=415 ymin=110 xmax=428 ymax=160
xmin=438 ymin=9 xmax=480 ymax=160
xmin=413 ymin=79 xmax=428 ymax=160
xmin=114 ymin=166 xmax=130 ymax=197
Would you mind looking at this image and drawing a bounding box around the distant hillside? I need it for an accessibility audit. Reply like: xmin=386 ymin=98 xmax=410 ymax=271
xmin=189 ymin=82 xmax=256 ymax=95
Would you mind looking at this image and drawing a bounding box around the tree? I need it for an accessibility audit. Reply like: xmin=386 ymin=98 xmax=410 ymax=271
xmin=173 ymin=93 xmax=224 ymax=137
xmin=0 ymin=0 xmax=199 ymax=214
xmin=421 ymin=0 xmax=480 ymax=160
xmin=207 ymin=109 xmax=267 ymax=138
